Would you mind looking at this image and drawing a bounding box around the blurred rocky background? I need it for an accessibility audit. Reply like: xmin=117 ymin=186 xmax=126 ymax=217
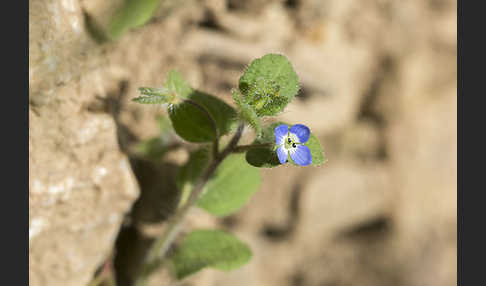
xmin=29 ymin=0 xmax=457 ymax=285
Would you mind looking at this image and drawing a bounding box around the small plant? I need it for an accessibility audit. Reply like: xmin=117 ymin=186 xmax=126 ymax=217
xmin=131 ymin=53 xmax=326 ymax=285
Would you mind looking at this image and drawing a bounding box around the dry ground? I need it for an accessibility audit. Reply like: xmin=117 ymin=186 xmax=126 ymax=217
xmin=29 ymin=0 xmax=456 ymax=285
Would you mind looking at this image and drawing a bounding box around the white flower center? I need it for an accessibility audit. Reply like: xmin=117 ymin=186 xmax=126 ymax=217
xmin=282 ymin=133 xmax=300 ymax=152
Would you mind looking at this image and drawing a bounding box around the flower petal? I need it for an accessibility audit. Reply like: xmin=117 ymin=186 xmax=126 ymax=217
xmin=274 ymin=124 xmax=289 ymax=145
xmin=289 ymin=124 xmax=310 ymax=143
xmin=276 ymin=146 xmax=288 ymax=164
xmin=290 ymin=145 xmax=312 ymax=166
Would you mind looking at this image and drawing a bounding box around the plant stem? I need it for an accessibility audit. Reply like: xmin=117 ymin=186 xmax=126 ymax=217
xmin=232 ymin=143 xmax=273 ymax=153
xmin=135 ymin=123 xmax=245 ymax=286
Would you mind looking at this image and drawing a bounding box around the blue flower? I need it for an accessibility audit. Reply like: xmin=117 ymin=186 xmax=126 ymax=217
xmin=274 ymin=124 xmax=312 ymax=166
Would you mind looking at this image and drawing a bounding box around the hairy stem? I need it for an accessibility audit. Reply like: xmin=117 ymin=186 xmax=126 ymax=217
xmin=135 ymin=123 xmax=245 ymax=286
xmin=233 ymin=142 xmax=273 ymax=153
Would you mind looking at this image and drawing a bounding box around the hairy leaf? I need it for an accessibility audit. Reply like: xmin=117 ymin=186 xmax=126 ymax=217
xmin=175 ymin=149 xmax=210 ymax=207
xmin=238 ymin=54 xmax=299 ymax=116
xmin=197 ymin=154 xmax=261 ymax=216
xmin=304 ymin=133 xmax=326 ymax=166
xmin=166 ymin=70 xmax=193 ymax=99
xmin=134 ymin=71 xmax=191 ymax=105
xmin=132 ymin=94 xmax=172 ymax=104
xmin=245 ymin=122 xmax=282 ymax=168
xmin=232 ymin=89 xmax=262 ymax=136
xmin=177 ymin=151 xmax=261 ymax=216
xmin=169 ymin=91 xmax=236 ymax=142
xmin=170 ymin=229 xmax=252 ymax=279
xmin=109 ymin=0 xmax=160 ymax=40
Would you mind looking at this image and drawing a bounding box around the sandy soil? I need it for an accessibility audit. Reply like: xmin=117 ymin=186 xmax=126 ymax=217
xmin=29 ymin=0 xmax=456 ymax=285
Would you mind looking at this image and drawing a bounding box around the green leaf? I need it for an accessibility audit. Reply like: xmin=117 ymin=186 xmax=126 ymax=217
xmin=138 ymin=87 xmax=170 ymax=97
xmin=177 ymin=149 xmax=209 ymax=207
xmin=176 ymin=150 xmax=210 ymax=190
xmin=286 ymin=133 xmax=326 ymax=167
xmin=238 ymin=54 xmax=299 ymax=116
xmin=304 ymin=133 xmax=326 ymax=166
xmin=245 ymin=146 xmax=281 ymax=168
xmin=170 ymin=229 xmax=252 ymax=279
xmin=176 ymin=149 xmax=210 ymax=206
xmin=133 ymin=86 xmax=175 ymax=105
xmin=168 ymin=101 xmax=214 ymax=142
xmin=108 ymin=0 xmax=160 ymax=40
xmin=166 ymin=70 xmax=193 ymax=99
xmin=189 ymin=92 xmax=237 ymax=137
xmin=245 ymin=122 xmax=281 ymax=168
xmin=232 ymin=89 xmax=262 ymax=136
xmin=169 ymin=91 xmax=236 ymax=143
xmin=176 ymin=151 xmax=261 ymax=216
xmin=197 ymin=154 xmax=261 ymax=216
xmin=132 ymin=94 xmax=172 ymax=104
xmin=134 ymin=71 xmax=193 ymax=105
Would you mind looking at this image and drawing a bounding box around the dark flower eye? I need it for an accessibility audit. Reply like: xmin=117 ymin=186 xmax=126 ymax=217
xmin=288 ymin=138 xmax=291 ymax=143
xmin=292 ymin=143 xmax=297 ymax=148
